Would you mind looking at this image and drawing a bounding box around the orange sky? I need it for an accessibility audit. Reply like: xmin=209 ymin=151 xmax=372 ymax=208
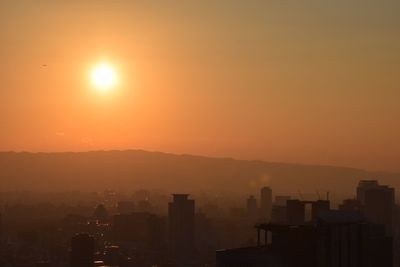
xmin=1 ymin=1 xmax=399 ymax=172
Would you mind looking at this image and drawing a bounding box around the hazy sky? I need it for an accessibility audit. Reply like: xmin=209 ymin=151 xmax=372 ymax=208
xmin=1 ymin=0 xmax=399 ymax=172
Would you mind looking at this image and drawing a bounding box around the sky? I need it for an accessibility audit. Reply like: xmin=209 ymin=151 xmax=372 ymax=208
xmin=0 ymin=0 xmax=399 ymax=172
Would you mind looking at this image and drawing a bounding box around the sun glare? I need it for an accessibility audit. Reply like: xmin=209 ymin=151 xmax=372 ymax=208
xmin=90 ymin=62 xmax=118 ymax=92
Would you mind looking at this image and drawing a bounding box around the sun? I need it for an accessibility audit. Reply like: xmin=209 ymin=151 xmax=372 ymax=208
xmin=90 ymin=62 xmax=118 ymax=92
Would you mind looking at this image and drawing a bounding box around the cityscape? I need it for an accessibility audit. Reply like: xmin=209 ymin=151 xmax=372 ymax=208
xmin=1 ymin=1 xmax=399 ymax=266
xmin=0 ymin=179 xmax=398 ymax=267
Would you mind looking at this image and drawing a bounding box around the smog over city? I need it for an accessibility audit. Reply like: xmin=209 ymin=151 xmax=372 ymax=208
xmin=0 ymin=1 xmax=399 ymax=267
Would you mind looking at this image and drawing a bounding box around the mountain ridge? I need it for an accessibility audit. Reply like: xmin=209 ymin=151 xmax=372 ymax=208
xmin=0 ymin=150 xmax=399 ymax=199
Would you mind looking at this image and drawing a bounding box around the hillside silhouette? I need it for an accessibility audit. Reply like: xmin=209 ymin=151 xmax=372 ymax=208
xmin=0 ymin=150 xmax=399 ymax=198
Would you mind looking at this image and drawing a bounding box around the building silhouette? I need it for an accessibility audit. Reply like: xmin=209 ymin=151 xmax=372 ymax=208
xmin=364 ymin=185 xmax=394 ymax=235
xmin=271 ymin=196 xmax=291 ymax=223
xmin=317 ymin=210 xmax=392 ymax=267
xmin=286 ymin=199 xmax=331 ymax=224
xmin=71 ymin=233 xmax=95 ymax=267
xmin=271 ymin=205 xmax=287 ymax=224
xmin=356 ymin=180 xmax=395 ymax=235
xmin=286 ymin=199 xmax=305 ymax=224
xmin=168 ymin=194 xmax=195 ymax=266
xmin=260 ymin=187 xmax=272 ymax=221
xmin=357 ymin=180 xmax=379 ymax=205
xmin=246 ymin=195 xmax=258 ymax=218
xmin=216 ymin=210 xmax=392 ymax=267
xmin=311 ymin=200 xmax=330 ymax=221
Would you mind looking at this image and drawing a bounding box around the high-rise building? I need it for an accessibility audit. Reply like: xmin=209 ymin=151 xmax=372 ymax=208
xmin=364 ymin=185 xmax=394 ymax=235
xmin=168 ymin=194 xmax=195 ymax=266
xmin=260 ymin=187 xmax=272 ymax=221
xmin=357 ymin=180 xmax=379 ymax=204
xmin=317 ymin=210 xmax=392 ymax=267
xmin=356 ymin=180 xmax=395 ymax=235
xmin=246 ymin=195 xmax=258 ymax=218
xmin=71 ymin=233 xmax=95 ymax=267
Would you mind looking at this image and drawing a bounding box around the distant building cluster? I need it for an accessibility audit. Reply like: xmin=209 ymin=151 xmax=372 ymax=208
xmin=0 ymin=180 xmax=398 ymax=267
xmin=217 ymin=180 xmax=397 ymax=267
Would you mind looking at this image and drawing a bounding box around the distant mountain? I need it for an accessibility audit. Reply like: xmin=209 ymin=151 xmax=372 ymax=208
xmin=0 ymin=150 xmax=399 ymax=199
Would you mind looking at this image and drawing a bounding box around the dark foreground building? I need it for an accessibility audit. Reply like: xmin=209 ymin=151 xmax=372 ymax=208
xmin=71 ymin=233 xmax=95 ymax=267
xmin=357 ymin=180 xmax=395 ymax=234
xmin=216 ymin=210 xmax=392 ymax=267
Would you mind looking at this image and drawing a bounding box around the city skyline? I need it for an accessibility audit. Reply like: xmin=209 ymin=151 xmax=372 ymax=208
xmin=1 ymin=1 xmax=399 ymax=267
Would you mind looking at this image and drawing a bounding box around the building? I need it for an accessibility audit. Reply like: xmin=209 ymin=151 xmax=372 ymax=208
xmin=286 ymin=200 xmax=305 ymax=224
xmin=217 ymin=223 xmax=317 ymax=267
xmin=356 ymin=180 xmax=379 ymax=205
xmin=364 ymin=185 xmax=394 ymax=235
xmin=271 ymin=196 xmax=291 ymax=223
xmin=216 ymin=210 xmax=392 ymax=267
xmin=271 ymin=205 xmax=287 ymax=224
xmin=285 ymin=199 xmax=331 ymax=225
xmin=247 ymin=195 xmax=258 ymax=218
xmin=356 ymin=180 xmax=395 ymax=235
xmin=71 ymin=233 xmax=95 ymax=267
xmin=317 ymin=210 xmax=392 ymax=267
xmin=311 ymin=200 xmax=330 ymax=221
xmin=260 ymin=187 xmax=272 ymax=221
xmin=168 ymin=194 xmax=195 ymax=266
xmin=195 ymin=210 xmax=217 ymax=265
